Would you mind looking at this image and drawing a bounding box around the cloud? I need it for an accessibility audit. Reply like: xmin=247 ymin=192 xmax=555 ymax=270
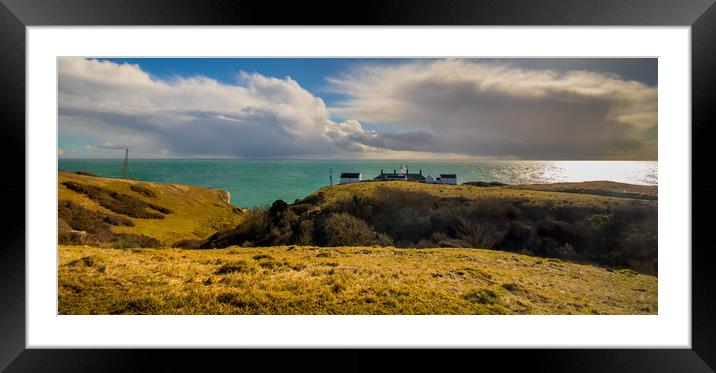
xmin=328 ymin=59 xmax=657 ymax=159
xmin=58 ymin=58 xmax=657 ymax=160
xmin=59 ymin=58 xmax=373 ymax=158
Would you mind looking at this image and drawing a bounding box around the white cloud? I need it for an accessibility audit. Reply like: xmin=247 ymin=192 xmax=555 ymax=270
xmin=58 ymin=58 xmax=657 ymax=160
xmin=59 ymin=58 xmax=373 ymax=158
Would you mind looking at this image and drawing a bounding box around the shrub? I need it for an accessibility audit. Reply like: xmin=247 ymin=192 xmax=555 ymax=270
xmin=295 ymin=220 xmax=314 ymax=245
xmin=198 ymin=185 xmax=657 ymax=274
xmin=290 ymin=203 xmax=313 ymax=215
xmin=320 ymin=213 xmax=384 ymax=246
xmin=454 ymin=217 xmax=498 ymax=248
xmin=269 ymin=199 xmax=289 ymax=218
xmin=130 ymin=184 xmax=156 ymax=198
xmin=200 ymin=207 xmax=271 ymax=248
xmin=59 ymin=200 xmax=134 ymax=232
xmin=58 ymin=200 xmax=160 ymax=248
xmin=62 ymin=182 xmax=171 ymax=219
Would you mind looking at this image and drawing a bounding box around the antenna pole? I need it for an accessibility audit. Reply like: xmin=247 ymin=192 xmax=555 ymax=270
xmin=329 ymin=168 xmax=333 ymax=186
xmin=122 ymin=148 xmax=129 ymax=178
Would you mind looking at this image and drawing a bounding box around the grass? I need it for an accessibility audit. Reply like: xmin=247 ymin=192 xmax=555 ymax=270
xmin=63 ymin=181 xmax=171 ymax=219
xmin=205 ymin=181 xmax=657 ymax=274
xmin=59 ymin=171 xmax=243 ymax=245
xmin=306 ymin=180 xmax=657 ymax=212
xmin=504 ymin=181 xmax=658 ymax=201
xmin=58 ymin=245 xmax=657 ymax=315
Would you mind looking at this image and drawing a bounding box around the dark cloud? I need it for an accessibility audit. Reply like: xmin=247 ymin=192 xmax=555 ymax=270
xmin=330 ymin=59 xmax=657 ymax=160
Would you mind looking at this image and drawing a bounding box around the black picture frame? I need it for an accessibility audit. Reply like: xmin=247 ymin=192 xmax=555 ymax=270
xmin=2 ymin=0 xmax=715 ymax=371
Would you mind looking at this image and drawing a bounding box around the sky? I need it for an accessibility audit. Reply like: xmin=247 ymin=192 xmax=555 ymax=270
xmin=58 ymin=58 xmax=657 ymax=160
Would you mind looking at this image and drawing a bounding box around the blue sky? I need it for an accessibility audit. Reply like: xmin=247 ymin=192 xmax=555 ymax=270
xmin=59 ymin=58 xmax=657 ymax=160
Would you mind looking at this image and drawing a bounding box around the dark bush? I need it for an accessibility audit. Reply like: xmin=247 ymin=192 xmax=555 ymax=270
xmin=269 ymin=199 xmax=289 ymax=218
xmin=59 ymin=200 xmax=131 ymax=234
xmin=295 ymin=220 xmax=314 ymax=245
xmin=290 ymin=203 xmax=313 ymax=215
xmin=200 ymin=186 xmax=657 ymax=274
xmin=130 ymin=184 xmax=156 ymax=198
xmin=320 ymin=212 xmax=392 ymax=247
xmin=58 ymin=200 xmax=160 ymax=248
xmin=200 ymin=207 xmax=273 ymax=248
xmin=62 ymin=182 xmax=172 ymax=219
xmin=102 ymin=214 xmax=135 ymax=227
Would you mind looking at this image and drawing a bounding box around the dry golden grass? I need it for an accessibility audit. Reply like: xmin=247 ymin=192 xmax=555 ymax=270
xmin=59 ymin=245 xmax=657 ymax=315
xmin=310 ymin=180 xmax=656 ymax=212
xmin=505 ymin=181 xmax=657 ymax=199
xmin=58 ymin=171 xmax=243 ymax=245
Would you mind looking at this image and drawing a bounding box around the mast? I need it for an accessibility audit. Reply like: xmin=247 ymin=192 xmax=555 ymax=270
xmin=122 ymin=148 xmax=129 ymax=178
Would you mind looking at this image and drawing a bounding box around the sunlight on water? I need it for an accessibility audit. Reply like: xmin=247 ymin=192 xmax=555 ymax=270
xmin=59 ymin=159 xmax=657 ymax=207
xmin=539 ymin=161 xmax=658 ymax=185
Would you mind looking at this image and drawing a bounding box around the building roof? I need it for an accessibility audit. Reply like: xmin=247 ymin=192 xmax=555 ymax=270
xmin=406 ymin=173 xmax=426 ymax=181
xmin=440 ymin=174 xmax=457 ymax=178
xmin=340 ymin=173 xmax=361 ymax=178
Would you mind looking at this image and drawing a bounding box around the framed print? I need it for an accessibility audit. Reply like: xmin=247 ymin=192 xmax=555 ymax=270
xmin=2 ymin=0 xmax=716 ymax=371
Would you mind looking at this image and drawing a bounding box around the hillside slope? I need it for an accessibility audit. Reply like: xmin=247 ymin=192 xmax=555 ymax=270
xmin=59 ymin=245 xmax=657 ymax=315
xmin=202 ymin=180 xmax=658 ymax=274
xmin=308 ymin=180 xmax=656 ymax=210
xmin=504 ymin=181 xmax=657 ymax=201
xmin=58 ymin=171 xmax=243 ymax=246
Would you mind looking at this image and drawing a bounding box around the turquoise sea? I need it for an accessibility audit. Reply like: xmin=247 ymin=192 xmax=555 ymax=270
xmin=58 ymin=160 xmax=658 ymax=208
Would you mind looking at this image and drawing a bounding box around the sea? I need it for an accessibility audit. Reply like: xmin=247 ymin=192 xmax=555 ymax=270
xmin=58 ymin=160 xmax=658 ymax=208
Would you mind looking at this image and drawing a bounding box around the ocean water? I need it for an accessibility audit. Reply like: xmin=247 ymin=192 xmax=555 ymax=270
xmin=58 ymin=160 xmax=658 ymax=208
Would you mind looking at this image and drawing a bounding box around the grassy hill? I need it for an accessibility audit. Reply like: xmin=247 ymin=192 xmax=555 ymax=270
xmin=202 ymin=180 xmax=657 ymax=274
xmin=308 ymin=180 xmax=656 ymax=210
xmin=503 ymin=181 xmax=657 ymax=201
xmin=58 ymin=171 xmax=243 ymax=247
xmin=58 ymin=244 xmax=657 ymax=315
xmin=57 ymin=175 xmax=657 ymax=314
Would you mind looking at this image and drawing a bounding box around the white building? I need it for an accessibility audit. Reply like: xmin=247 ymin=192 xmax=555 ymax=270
xmin=339 ymin=172 xmax=362 ymax=184
xmin=437 ymin=174 xmax=457 ymax=185
xmin=425 ymin=174 xmax=457 ymax=184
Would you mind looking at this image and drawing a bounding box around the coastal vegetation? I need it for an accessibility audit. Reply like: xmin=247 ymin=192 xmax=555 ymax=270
xmin=201 ymin=181 xmax=658 ymax=275
xmin=58 ymin=245 xmax=656 ymax=315
xmin=57 ymin=172 xmax=658 ymax=314
xmin=58 ymin=171 xmax=243 ymax=247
